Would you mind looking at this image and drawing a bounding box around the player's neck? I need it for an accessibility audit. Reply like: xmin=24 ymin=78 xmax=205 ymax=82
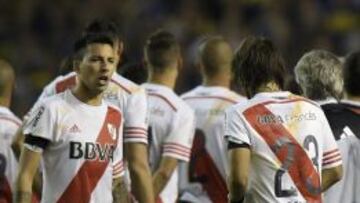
xmin=71 ymin=85 xmax=103 ymax=106
xmin=149 ymin=69 xmax=177 ymax=90
xmin=203 ymin=74 xmax=230 ymax=88
xmin=0 ymin=97 xmax=10 ymax=107
xmin=0 ymin=89 xmax=12 ymax=107
xmin=257 ymin=82 xmax=281 ymax=93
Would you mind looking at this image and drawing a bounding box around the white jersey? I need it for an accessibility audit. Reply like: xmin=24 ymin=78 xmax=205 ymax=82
xmin=318 ymin=99 xmax=360 ymax=203
xmin=224 ymin=92 xmax=342 ymax=203
xmin=26 ymin=72 xmax=148 ymax=144
xmin=142 ymin=83 xmax=195 ymax=203
xmin=0 ymin=106 xmax=21 ymax=145
xmin=0 ymin=106 xmax=21 ymax=202
xmin=23 ymin=90 xmax=123 ymax=203
xmin=179 ymin=86 xmax=246 ymax=203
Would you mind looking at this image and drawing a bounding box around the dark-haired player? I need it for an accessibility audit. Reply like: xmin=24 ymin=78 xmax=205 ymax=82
xmin=342 ymin=51 xmax=360 ymax=114
xmin=225 ymin=37 xmax=342 ymax=203
xmin=141 ymin=30 xmax=195 ymax=203
xmin=16 ymin=33 xmax=122 ymax=202
xmin=15 ymin=20 xmax=154 ymax=203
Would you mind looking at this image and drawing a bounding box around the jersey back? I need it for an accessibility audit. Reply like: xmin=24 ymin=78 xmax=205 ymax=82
xmin=321 ymin=103 xmax=360 ymax=203
xmin=0 ymin=107 xmax=21 ymax=202
xmin=142 ymin=83 xmax=195 ymax=203
xmin=225 ymin=92 xmax=341 ymax=203
xmin=180 ymin=86 xmax=245 ymax=203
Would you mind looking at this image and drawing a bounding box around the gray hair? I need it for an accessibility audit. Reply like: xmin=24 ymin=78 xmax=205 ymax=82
xmin=294 ymin=50 xmax=344 ymax=100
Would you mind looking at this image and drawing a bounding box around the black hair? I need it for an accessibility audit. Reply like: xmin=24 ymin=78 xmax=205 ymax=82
xmin=119 ymin=62 xmax=148 ymax=84
xmin=144 ymin=30 xmax=179 ymax=73
xmin=232 ymin=36 xmax=287 ymax=98
xmin=344 ymin=50 xmax=360 ymax=96
xmin=73 ymin=33 xmax=114 ymax=59
xmin=83 ymin=18 xmax=120 ymax=40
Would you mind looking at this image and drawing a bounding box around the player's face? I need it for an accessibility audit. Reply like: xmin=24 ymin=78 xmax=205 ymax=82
xmin=77 ymin=43 xmax=116 ymax=94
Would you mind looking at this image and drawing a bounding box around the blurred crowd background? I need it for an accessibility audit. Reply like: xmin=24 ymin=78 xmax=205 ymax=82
xmin=0 ymin=0 xmax=359 ymax=117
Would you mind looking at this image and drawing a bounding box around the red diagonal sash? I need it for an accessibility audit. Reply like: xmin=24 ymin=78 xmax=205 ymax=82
xmin=57 ymin=106 xmax=121 ymax=203
xmin=0 ymin=178 xmax=12 ymax=203
xmin=190 ymin=129 xmax=228 ymax=203
xmin=243 ymin=103 xmax=321 ymax=203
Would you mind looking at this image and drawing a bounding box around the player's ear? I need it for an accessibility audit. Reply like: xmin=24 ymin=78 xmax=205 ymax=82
xmin=73 ymin=59 xmax=81 ymax=73
xmin=117 ymin=41 xmax=124 ymax=59
xmin=177 ymin=54 xmax=183 ymax=71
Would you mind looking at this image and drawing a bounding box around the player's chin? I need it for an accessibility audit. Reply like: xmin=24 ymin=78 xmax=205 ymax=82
xmin=93 ymin=82 xmax=109 ymax=93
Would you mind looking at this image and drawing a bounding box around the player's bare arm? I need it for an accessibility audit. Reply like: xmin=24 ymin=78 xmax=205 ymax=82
xmin=14 ymin=146 xmax=42 ymax=203
xmin=152 ymin=156 xmax=178 ymax=197
xmin=321 ymin=165 xmax=343 ymax=192
xmin=228 ymin=147 xmax=251 ymax=202
xmin=11 ymin=126 xmax=43 ymax=198
xmin=125 ymin=142 xmax=155 ymax=203
xmin=112 ymin=176 xmax=130 ymax=203
xmin=11 ymin=126 xmax=25 ymax=159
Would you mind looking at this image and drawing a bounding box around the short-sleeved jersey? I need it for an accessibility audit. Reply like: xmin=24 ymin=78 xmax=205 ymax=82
xmin=340 ymin=99 xmax=360 ymax=201
xmin=179 ymin=86 xmax=246 ymax=203
xmin=0 ymin=106 xmax=21 ymax=145
xmin=0 ymin=142 xmax=17 ymax=202
xmin=0 ymin=106 xmax=21 ymax=202
xmin=23 ymin=90 xmax=123 ymax=203
xmin=318 ymin=99 xmax=360 ymax=203
xmin=224 ymin=92 xmax=342 ymax=203
xmin=26 ymin=72 xmax=148 ymax=144
xmin=142 ymin=83 xmax=195 ymax=203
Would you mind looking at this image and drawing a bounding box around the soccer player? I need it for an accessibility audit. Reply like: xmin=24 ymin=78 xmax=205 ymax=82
xmin=342 ymin=50 xmax=360 ymax=114
xmin=179 ymin=36 xmax=246 ymax=203
xmin=225 ymin=37 xmax=343 ymax=203
xmin=295 ymin=50 xmax=360 ymax=203
xmin=15 ymin=21 xmax=154 ymax=203
xmin=0 ymin=59 xmax=22 ymax=202
xmin=15 ymin=33 xmax=122 ymax=202
xmin=141 ymin=30 xmax=195 ymax=203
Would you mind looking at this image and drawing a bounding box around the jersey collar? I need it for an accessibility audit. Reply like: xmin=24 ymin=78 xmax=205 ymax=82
xmin=142 ymin=83 xmax=174 ymax=94
xmin=253 ymin=91 xmax=292 ymax=100
xmin=316 ymin=97 xmax=338 ymax=106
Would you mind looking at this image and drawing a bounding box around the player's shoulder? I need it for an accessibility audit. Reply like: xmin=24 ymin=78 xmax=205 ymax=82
xmin=38 ymin=90 xmax=71 ymax=110
xmin=0 ymin=106 xmax=21 ymax=126
xmin=144 ymin=83 xmax=193 ymax=114
xmin=181 ymin=85 xmax=245 ymax=104
xmin=110 ymin=72 xmax=144 ymax=95
xmin=45 ymin=72 xmax=77 ymax=93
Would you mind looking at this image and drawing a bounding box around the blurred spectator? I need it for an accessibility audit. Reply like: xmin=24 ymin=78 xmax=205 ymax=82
xmin=0 ymin=0 xmax=358 ymax=117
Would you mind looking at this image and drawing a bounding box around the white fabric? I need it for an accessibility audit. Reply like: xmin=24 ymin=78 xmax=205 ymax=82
xmin=25 ymin=72 xmax=148 ymax=144
xmin=224 ymin=91 xmax=341 ymax=203
xmin=179 ymin=85 xmax=246 ymax=202
xmin=23 ymin=90 xmax=123 ymax=203
xmin=0 ymin=106 xmax=20 ymax=198
xmin=142 ymin=83 xmax=195 ymax=203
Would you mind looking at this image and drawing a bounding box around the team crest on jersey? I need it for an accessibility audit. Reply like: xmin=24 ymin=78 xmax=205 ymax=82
xmin=107 ymin=124 xmax=117 ymax=140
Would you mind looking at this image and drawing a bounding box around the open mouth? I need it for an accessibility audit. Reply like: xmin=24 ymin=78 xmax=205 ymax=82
xmin=98 ymin=76 xmax=110 ymax=85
